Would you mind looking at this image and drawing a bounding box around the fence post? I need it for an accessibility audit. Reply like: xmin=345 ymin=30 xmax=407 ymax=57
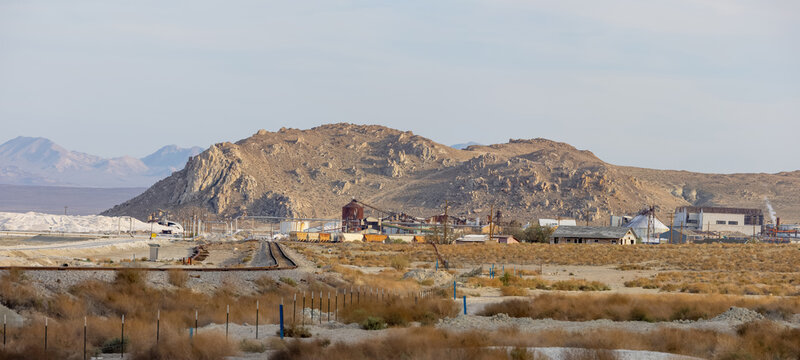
xmin=120 ymin=314 xmax=125 ymax=358
xmin=44 ymin=317 xmax=47 ymax=353
xmin=463 ymin=296 xmax=467 ymax=315
xmin=3 ymin=314 xmax=6 ymax=349
xmin=226 ymin=305 xmax=229 ymax=339
xmin=83 ymin=317 xmax=87 ymax=360
xmin=194 ymin=310 xmax=198 ymax=337
xmin=256 ymin=300 xmax=260 ymax=339
xmin=335 ymin=290 xmax=338 ymax=322
xmin=157 ymin=310 xmax=160 ymax=344
xmin=279 ymin=304 xmax=284 ymax=339
xmin=453 ymin=281 xmax=456 ymax=300
xmin=302 ymin=292 xmax=306 ymax=326
xmin=327 ymin=292 xmax=331 ymax=322
xmin=311 ymin=292 xmax=314 ymax=323
xmin=292 ymin=294 xmax=296 ymax=327
xmin=318 ymin=292 xmax=322 ymax=324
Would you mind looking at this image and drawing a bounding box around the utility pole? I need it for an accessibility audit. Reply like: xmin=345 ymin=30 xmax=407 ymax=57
xmin=488 ymin=204 xmax=495 ymax=242
xmin=668 ymin=212 xmax=674 ymax=244
xmin=443 ymin=200 xmax=449 ymax=244
xmin=64 ymin=206 xmax=68 ymax=215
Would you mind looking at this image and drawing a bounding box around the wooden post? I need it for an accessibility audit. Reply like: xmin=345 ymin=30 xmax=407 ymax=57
xmin=83 ymin=317 xmax=87 ymax=360
xmin=256 ymin=300 xmax=260 ymax=339
xmin=120 ymin=314 xmax=125 ymax=358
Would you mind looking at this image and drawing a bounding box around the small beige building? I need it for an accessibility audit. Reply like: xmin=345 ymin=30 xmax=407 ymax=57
xmin=550 ymin=226 xmax=637 ymax=244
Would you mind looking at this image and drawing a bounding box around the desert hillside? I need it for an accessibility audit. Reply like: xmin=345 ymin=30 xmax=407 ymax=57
xmin=103 ymin=124 xmax=800 ymax=223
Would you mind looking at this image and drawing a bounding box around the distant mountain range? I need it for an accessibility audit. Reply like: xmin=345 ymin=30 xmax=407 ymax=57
xmin=450 ymin=141 xmax=483 ymax=150
xmin=0 ymin=136 xmax=202 ymax=187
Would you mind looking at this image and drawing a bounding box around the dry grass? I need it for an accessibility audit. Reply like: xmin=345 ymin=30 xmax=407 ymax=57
xmin=266 ymin=324 xmax=800 ymax=360
xmin=167 ymin=269 xmax=188 ymax=288
xmin=0 ymin=267 xmax=302 ymax=358
xmin=329 ymin=265 xmax=420 ymax=293
xmin=390 ymin=255 xmax=410 ymax=271
xmin=287 ymin=242 xmax=800 ymax=272
xmin=467 ymin=273 xmax=608 ymax=292
xmin=478 ymin=293 xmax=800 ymax=321
xmin=337 ymin=293 xmax=459 ymax=327
xmin=625 ymin=271 xmax=800 ymax=296
xmin=0 ymin=269 xmax=44 ymax=310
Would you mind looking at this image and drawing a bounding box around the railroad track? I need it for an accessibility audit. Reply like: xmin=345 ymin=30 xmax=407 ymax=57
xmin=267 ymin=241 xmax=297 ymax=269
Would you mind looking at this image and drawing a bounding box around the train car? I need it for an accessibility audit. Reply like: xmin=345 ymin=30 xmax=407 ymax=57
xmin=291 ymin=232 xmax=309 ymax=242
xmin=413 ymin=235 xmax=426 ymax=243
xmin=340 ymin=233 xmax=365 ymax=242
xmin=364 ymin=234 xmax=389 ymax=243
xmin=306 ymin=232 xmax=320 ymax=242
xmin=319 ymin=233 xmax=332 ymax=242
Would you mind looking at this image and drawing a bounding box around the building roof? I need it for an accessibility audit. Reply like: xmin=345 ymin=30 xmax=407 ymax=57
xmin=539 ymin=218 xmax=577 ymax=227
xmin=456 ymin=234 xmax=488 ymax=242
xmin=675 ymin=206 xmax=762 ymax=215
xmin=625 ymin=214 xmax=669 ymax=235
xmin=550 ymin=226 xmax=633 ymax=239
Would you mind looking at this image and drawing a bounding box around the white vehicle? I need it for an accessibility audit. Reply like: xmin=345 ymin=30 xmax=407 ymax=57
xmin=158 ymin=220 xmax=184 ymax=234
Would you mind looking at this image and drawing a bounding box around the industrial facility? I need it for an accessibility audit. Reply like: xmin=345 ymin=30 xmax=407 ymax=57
xmin=672 ymin=206 xmax=764 ymax=235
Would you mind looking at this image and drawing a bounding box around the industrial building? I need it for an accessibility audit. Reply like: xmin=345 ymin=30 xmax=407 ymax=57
xmin=659 ymin=229 xmax=704 ymax=244
xmin=550 ymin=226 xmax=637 ymax=244
xmin=672 ymin=206 xmax=763 ymax=235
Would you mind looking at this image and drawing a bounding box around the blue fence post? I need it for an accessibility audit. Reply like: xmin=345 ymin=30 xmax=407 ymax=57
xmin=453 ymin=281 xmax=456 ymax=300
xmin=435 ymin=259 xmax=438 ymax=270
xmin=463 ymin=296 xmax=467 ymax=315
xmin=279 ymin=304 xmax=284 ymax=339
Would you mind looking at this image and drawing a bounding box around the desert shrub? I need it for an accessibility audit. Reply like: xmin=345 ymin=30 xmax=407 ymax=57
xmin=616 ymin=264 xmax=651 ymax=271
xmin=0 ymin=270 xmax=42 ymax=309
xmin=131 ymin=331 xmax=236 ymax=360
xmin=115 ymin=267 xmax=146 ymax=288
xmin=501 ymin=286 xmax=527 ymax=296
xmin=282 ymin=325 xmax=312 ymax=338
xmin=280 ymin=277 xmax=297 ymax=287
xmin=390 ymin=255 xmax=410 ymax=271
xmin=101 ymin=337 xmax=129 ymax=353
xmin=255 ymin=276 xmax=278 ymax=293
xmin=240 ymin=339 xmax=269 ymax=353
xmin=339 ymin=295 xmax=457 ymax=328
xmin=167 ymin=269 xmax=188 ymax=288
xmin=361 ymin=316 xmax=387 ymax=330
xmin=478 ymin=293 xmax=800 ymax=322
xmin=550 ymin=279 xmax=610 ymax=291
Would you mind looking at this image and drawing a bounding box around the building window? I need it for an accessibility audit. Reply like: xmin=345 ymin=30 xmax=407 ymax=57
xmin=728 ymin=221 xmax=738 ymax=225
xmin=716 ymin=220 xmax=726 ymax=225
xmin=594 ymin=239 xmax=599 ymax=243
xmin=686 ymin=220 xmax=698 ymax=224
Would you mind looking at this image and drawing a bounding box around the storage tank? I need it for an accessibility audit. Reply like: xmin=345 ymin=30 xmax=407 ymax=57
xmin=342 ymin=199 xmax=364 ymax=232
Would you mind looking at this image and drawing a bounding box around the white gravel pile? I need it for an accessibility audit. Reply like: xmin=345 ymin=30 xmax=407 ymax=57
xmin=710 ymin=307 xmax=765 ymax=322
xmin=0 ymin=211 xmax=172 ymax=233
xmin=402 ymin=269 xmax=454 ymax=286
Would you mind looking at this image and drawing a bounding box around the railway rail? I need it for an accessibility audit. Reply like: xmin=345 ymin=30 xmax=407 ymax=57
xmin=267 ymin=241 xmax=297 ymax=268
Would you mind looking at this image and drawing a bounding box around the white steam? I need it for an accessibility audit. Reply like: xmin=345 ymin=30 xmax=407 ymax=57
xmin=764 ymin=197 xmax=777 ymax=224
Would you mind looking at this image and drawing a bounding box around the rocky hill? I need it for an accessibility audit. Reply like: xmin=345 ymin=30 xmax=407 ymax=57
xmin=102 ymin=124 xmax=800 ymax=223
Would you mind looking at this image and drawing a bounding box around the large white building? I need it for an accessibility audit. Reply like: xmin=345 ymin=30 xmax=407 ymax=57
xmin=672 ymin=206 xmax=763 ymax=234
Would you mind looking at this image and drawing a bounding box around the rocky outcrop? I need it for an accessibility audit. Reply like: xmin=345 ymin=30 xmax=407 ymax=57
xmin=103 ymin=123 xmax=800 ymax=223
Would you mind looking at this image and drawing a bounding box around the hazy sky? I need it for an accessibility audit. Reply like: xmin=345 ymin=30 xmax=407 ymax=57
xmin=1 ymin=1 xmax=798 ymax=173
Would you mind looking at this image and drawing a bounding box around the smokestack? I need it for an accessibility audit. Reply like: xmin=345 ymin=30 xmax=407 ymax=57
xmin=777 ymin=217 xmax=781 ymax=229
